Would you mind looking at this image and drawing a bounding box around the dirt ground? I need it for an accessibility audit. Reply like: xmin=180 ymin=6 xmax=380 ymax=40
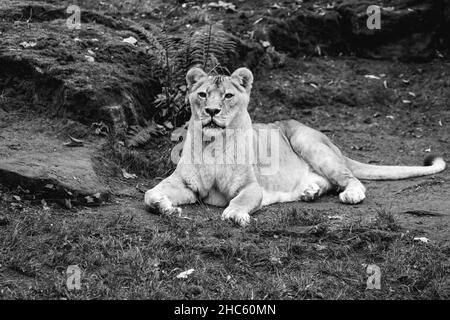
xmin=0 ymin=0 xmax=449 ymax=300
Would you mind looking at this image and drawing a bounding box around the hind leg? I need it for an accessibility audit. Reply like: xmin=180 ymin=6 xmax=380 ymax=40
xmin=300 ymin=146 xmax=366 ymax=204
xmin=287 ymin=122 xmax=366 ymax=204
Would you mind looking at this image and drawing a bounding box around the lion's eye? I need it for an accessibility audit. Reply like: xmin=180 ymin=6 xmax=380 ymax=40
xmin=198 ymin=92 xmax=207 ymax=99
xmin=224 ymin=93 xmax=234 ymax=99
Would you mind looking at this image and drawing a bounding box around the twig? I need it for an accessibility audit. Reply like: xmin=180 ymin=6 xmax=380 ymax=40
xmin=26 ymin=7 xmax=33 ymax=28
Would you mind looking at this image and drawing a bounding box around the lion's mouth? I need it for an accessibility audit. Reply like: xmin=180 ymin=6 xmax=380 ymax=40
xmin=203 ymin=119 xmax=225 ymax=129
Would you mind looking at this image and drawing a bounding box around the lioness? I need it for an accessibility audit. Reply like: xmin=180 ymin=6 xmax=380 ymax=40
xmin=145 ymin=67 xmax=446 ymax=226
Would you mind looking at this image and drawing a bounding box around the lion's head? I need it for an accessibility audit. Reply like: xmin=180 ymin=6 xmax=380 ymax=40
xmin=186 ymin=67 xmax=253 ymax=136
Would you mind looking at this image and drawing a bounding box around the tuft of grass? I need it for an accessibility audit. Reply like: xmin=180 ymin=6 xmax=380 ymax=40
xmin=374 ymin=206 xmax=400 ymax=231
xmin=282 ymin=208 xmax=328 ymax=226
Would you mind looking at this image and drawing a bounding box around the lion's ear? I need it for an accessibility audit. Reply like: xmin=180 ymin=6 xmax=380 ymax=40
xmin=231 ymin=67 xmax=253 ymax=93
xmin=186 ymin=67 xmax=207 ymax=89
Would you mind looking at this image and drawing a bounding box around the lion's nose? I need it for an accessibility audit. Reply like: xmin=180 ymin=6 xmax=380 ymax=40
xmin=205 ymin=108 xmax=221 ymax=117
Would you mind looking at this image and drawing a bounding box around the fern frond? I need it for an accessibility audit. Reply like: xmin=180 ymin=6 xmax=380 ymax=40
xmin=126 ymin=122 xmax=163 ymax=148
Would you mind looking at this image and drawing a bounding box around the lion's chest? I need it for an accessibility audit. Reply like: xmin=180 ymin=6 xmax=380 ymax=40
xmin=197 ymin=163 xmax=251 ymax=197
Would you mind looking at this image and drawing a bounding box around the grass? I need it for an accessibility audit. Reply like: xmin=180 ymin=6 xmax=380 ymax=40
xmin=0 ymin=189 xmax=448 ymax=300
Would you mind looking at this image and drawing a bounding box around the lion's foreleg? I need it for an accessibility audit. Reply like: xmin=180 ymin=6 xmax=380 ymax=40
xmin=144 ymin=173 xmax=197 ymax=215
xmin=221 ymin=182 xmax=263 ymax=226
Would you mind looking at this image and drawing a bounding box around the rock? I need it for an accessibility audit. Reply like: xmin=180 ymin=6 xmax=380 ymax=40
xmin=0 ymin=150 xmax=110 ymax=203
xmin=268 ymin=0 xmax=450 ymax=61
xmin=269 ymin=10 xmax=345 ymax=57
xmin=337 ymin=0 xmax=443 ymax=61
xmin=0 ymin=1 xmax=161 ymax=133
xmin=0 ymin=115 xmax=110 ymax=203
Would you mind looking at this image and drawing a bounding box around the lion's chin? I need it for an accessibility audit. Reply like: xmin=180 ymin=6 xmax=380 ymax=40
xmin=202 ymin=126 xmax=224 ymax=137
xmin=202 ymin=119 xmax=225 ymax=129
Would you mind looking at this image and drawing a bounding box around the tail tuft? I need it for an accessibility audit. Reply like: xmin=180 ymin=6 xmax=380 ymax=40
xmin=423 ymin=154 xmax=446 ymax=169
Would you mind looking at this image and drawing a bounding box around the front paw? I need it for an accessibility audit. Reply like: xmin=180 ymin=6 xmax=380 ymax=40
xmin=145 ymin=190 xmax=181 ymax=216
xmin=339 ymin=187 xmax=366 ymax=204
xmin=221 ymin=207 xmax=251 ymax=227
xmin=160 ymin=205 xmax=182 ymax=216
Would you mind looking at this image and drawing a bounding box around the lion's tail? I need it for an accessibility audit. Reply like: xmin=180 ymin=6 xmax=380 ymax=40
xmin=345 ymin=155 xmax=446 ymax=180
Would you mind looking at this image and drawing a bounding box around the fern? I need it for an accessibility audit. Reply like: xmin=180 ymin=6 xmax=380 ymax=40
xmin=126 ymin=120 xmax=163 ymax=148
xmin=147 ymin=23 xmax=237 ymax=92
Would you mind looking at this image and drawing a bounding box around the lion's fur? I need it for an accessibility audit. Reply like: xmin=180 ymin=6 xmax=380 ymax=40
xmin=145 ymin=67 xmax=446 ymax=226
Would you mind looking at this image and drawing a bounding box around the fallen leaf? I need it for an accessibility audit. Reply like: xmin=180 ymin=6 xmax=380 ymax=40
xmin=20 ymin=41 xmax=37 ymax=48
xmin=413 ymin=237 xmax=429 ymax=243
xmin=315 ymin=244 xmax=327 ymax=251
xmin=260 ymin=40 xmax=271 ymax=48
xmin=84 ymin=55 xmax=95 ymax=63
xmin=364 ymin=75 xmax=381 ymax=80
xmin=64 ymin=199 xmax=72 ymax=209
xmin=163 ymin=121 xmax=174 ymax=129
xmin=41 ymin=199 xmax=50 ymax=210
xmin=270 ymin=256 xmax=282 ymax=264
xmin=315 ymin=45 xmax=322 ymax=56
xmin=63 ymin=136 xmax=84 ymax=147
xmin=207 ymin=1 xmax=237 ymax=12
xmin=12 ymin=195 xmax=21 ymax=201
xmin=122 ymin=169 xmax=138 ymax=179
xmin=123 ymin=36 xmax=138 ymax=45
xmin=253 ymin=17 xmax=264 ymax=25
xmin=176 ymin=268 xmax=195 ymax=279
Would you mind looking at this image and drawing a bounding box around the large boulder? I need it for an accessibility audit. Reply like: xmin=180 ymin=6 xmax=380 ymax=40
xmin=269 ymin=0 xmax=450 ymax=61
